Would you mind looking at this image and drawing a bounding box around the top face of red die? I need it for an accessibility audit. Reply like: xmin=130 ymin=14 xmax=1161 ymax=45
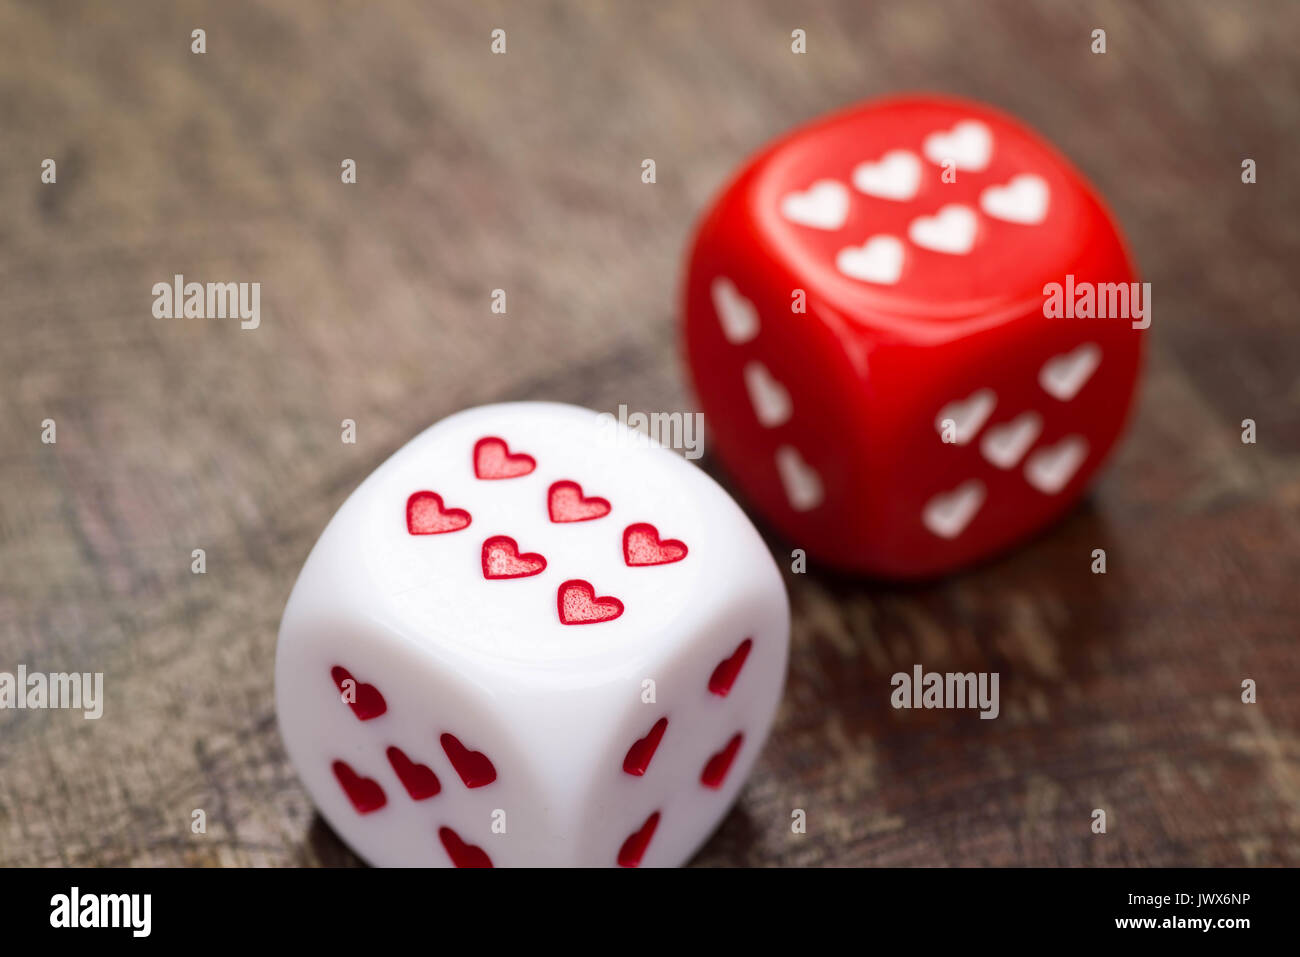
xmin=735 ymin=95 xmax=1132 ymax=335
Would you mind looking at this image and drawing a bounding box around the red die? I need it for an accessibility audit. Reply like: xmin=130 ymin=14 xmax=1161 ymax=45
xmin=682 ymin=94 xmax=1144 ymax=578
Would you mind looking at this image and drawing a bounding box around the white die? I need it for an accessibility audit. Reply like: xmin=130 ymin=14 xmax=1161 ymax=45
xmin=275 ymin=402 xmax=790 ymax=866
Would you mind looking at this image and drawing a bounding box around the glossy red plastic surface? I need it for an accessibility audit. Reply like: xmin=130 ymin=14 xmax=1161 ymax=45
xmin=683 ymin=94 xmax=1143 ymax=577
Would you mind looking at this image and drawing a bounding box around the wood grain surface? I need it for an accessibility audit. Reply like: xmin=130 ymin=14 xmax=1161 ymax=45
xmin=1 ymin=0 xmax=1297 ymax=867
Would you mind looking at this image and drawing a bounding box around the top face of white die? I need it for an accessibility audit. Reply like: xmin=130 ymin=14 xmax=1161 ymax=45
xmin=308 ymin=402 xmax=779 ymax=678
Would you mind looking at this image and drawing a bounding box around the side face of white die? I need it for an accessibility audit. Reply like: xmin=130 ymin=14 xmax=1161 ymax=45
xmin=275 ymin=402 xmax=790 ymax=866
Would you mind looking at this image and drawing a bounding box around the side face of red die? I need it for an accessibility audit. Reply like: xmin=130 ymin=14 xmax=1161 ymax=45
xmin=683 ymin=94 xmax=1144 ymax=578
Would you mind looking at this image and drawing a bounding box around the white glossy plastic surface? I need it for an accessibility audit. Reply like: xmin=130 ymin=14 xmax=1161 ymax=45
xmin=275 ymin=402 xmax=790 ymax=866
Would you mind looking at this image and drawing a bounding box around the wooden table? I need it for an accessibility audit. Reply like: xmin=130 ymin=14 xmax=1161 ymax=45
xmin=1 ymin=0 xmax=1297 ymax=866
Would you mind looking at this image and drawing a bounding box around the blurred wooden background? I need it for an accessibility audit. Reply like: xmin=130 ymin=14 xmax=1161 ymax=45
xmin=1 ymin=0 xmax=1297 ymax=866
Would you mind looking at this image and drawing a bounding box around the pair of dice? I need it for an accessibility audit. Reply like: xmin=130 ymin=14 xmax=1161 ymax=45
xmin=277 ymin=95 xmax=1141 ymax=866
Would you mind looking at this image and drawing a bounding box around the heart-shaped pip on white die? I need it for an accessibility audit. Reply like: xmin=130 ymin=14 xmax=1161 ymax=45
xmin=275 ymin=401 xmax=790 ymax=867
